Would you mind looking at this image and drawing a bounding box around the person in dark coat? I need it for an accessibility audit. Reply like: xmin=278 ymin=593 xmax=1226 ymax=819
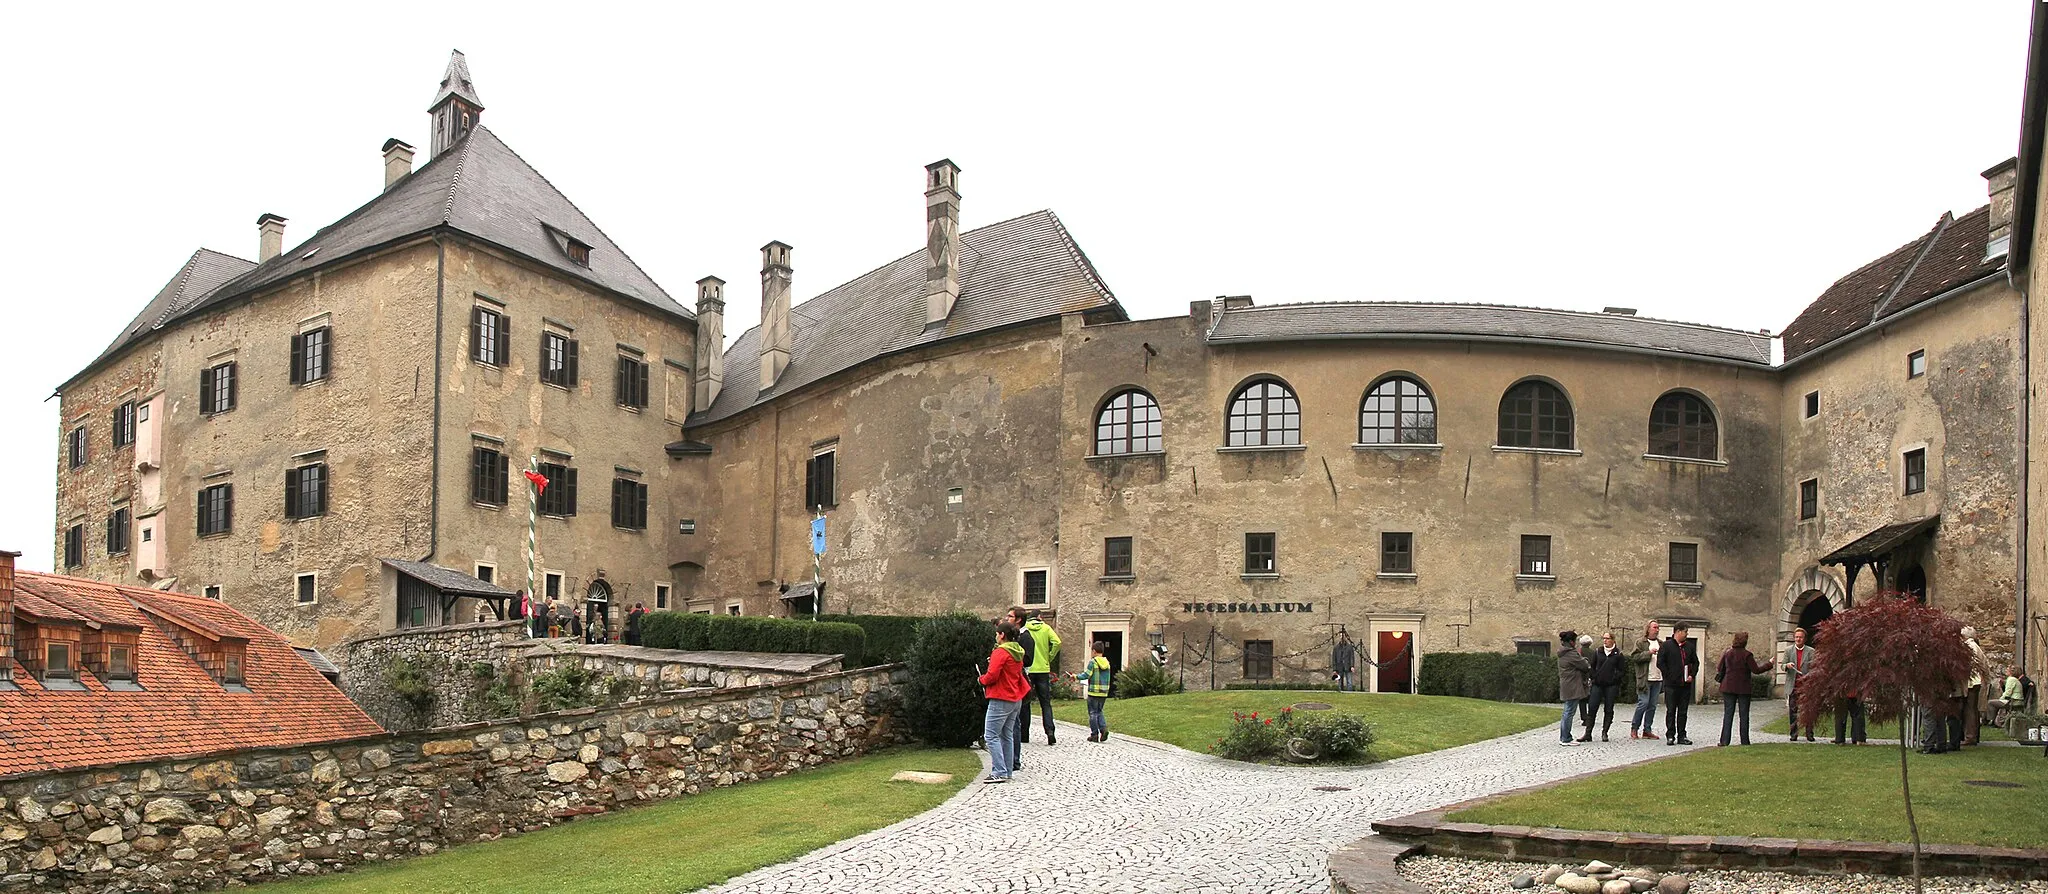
xmin=1332 ymin=632 xmax=1358 ymax=692
xmin=1716 ymin=631 xmax=1774 ymax=746
xmin=623 ymin=602 xmax=646 ymax=646
xmin=1586 ymin=632 xmax=1628 ymax=741
xmin=1657 ymin=622 xmax=1701 ymax=745
xmin=1557 ymin=631 xmax=1592 ymax=746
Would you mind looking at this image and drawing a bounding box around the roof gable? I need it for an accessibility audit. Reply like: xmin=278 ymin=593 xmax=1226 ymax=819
xmin=1781 ymin=206 xmax=2004 ymax=362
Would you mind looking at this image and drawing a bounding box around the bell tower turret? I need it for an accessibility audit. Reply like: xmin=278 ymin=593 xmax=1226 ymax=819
xmin=428 ymin=50 xmax=484 ymax=159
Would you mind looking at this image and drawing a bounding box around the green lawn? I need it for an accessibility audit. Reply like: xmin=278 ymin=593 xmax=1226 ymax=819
xmin=1449 ymin=743 xmax=2048 ymax=849
xmin=1760 ymin=711 xmax=2008 ymax=741
xmin=1049 ymin=691 xmax=1554 ymax=761
xmin=254 ymin=747 xmax=979 ymax=894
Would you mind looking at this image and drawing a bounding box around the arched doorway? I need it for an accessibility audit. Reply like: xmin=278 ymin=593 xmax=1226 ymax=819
xmin=585 ymin=579 xmax=612 ymax=642
xmin=1898 ymin=565 xmax=1928 ymax=604
xmin=1795 ymin=590 xmax=1834 ymax=644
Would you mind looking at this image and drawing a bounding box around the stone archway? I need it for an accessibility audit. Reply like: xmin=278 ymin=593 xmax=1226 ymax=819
xmin=1780 ymin=567 xmax=1847 ymax=646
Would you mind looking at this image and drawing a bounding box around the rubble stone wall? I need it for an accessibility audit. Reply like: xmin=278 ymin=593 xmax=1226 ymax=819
xmin=334 ymin=620 xmax=527 ymax=729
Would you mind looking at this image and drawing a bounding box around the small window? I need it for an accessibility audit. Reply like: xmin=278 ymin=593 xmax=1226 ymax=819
xmin=1668 ymin=543 xmax=1698 ymax=584
xmin=471 ymin=446 xmax=509 ymax=506
xmin=1381 ymin=532 xmax=1414 ymax=574
xmin=1519 ymin=535 xmax=1552 ymax=576
xmin=566 ymin=240 xmax=592 ymax=267
xmin=541 ymin=331 xmax=579 ymax=388
xmin=655 ymin=584 xmax=671 ymax=610
xmin=1095 ymin=389 xmax=1164 ymax=455
xmin=1360 ymin=377 xmax=1437 ymax=445
xmin=1799 ymin=478 xmax=1819 ymax=520
xmin=545 ymin=572 xmax=564 ymax=600
xmin=1498 ymin=380 xmax=1574 ymax=450
xmin=472 ymin=308 xmax=508 ymax=365
xmin=106 ymin=507 xmax=131 ymax=556
xmin=68 ymin=426 xmax=88 ymax=469
xmin=107 ymin=645 xmax=135 ymax=681
xmin=1803 ymin=391 xmax=1820 ymax=419
xmin=137 ymin=403 xmax=149 ymax=423
xmin=616 ymin=354 xmax=650 ymax=409
xmin=203 ymin=585 xmax=222 ymax=600
xmin=222 ymin=651 xmax=244 ymax=685
xmin=1904 ymin=449 xmax=1926 ymax=495
xmin=1515 ymin=641 xmax=1552 ymax=657
xmin=141 ymin=526 xmax=153 ymax=543
xmin=726 ymin=602 xmax=743 ymax=616
xmin=1242 ymin=640 xmax=1274 ymax=680
xmin=536 ymin=462 xmax=577 ymax=517
xmin=1104 ymin=537 xmax=1134 ymax=578
xmin=1244 ymin=532 xmax=1277 ymax=575
xmin=45 ymin=643 xmax=74 ymax=680
xmin=63 ymin=524 xmax=83 ymax=569
xmin=291 ymin=327 xmax=332 ymax=385
xmin=198 ymin=483 xmax=234 ymax=536
xmin=805 ymin=449 xmax=837 ymax=511
xmin=612 ymin=477 xmax=649 ymax=530
xmin=112 ymin=402 xmax=136 ymax=449
xmin=475 ymin=564 xmax=495 ymax=585
xmin=1907 ymin=350 xmax=1926 ymax=379
xmin=1226 ymin=379 xmax=1301 ymax=447
xmin=296 ymin=572 xmax=317 ymax=604
xmin=1022 ymin=569 xmax=1050 ymax=605
xmin=200 ymin=361 xmax=238 ymax=415
xmin=285 ymin=463 xmax=329 ymax=520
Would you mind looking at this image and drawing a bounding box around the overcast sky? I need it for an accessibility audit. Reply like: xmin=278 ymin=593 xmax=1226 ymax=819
xmin=0 ymin=2 xmax=2031 ymax=571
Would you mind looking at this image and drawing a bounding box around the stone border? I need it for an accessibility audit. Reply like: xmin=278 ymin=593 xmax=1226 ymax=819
xmin=1328 ymin=834 xmax=1430 ymax=894
xmin=1360 ymin=760 xmax=2048 ymax=882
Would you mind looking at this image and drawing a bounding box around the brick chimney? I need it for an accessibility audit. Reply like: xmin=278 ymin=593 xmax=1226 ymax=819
xmin=924 ymin=159 xmax=963 ymax=326
xmin=759 ymin=242 xmax=793 ymax=391
xmin=257 ymin=213 xmax=288 ymax=263
xmin=695 ymin=276 xmax=726 ymax=411
xmin=1985 ymin=157 xmax=2018 ymax=260
xmin=383 ymin=138 xmax=416 ymax=191
xmin=1 ymin=550 xmax=17 ymax=678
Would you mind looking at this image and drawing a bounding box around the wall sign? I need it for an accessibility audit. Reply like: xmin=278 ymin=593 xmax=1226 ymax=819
xmin=1181 ymin=602 xmax=1313 ymax=614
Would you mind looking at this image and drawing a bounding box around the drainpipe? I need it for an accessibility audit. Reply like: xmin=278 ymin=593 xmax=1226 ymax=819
xmin=419 ymin=234 xmax=447 ymax=564
xmin=2017 ymin=273 xmax=2031 ymax=673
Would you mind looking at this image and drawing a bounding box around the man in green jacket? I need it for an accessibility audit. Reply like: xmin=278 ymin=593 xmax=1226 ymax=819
xmin=1021 ymin=610 xmax=1062 ymax=744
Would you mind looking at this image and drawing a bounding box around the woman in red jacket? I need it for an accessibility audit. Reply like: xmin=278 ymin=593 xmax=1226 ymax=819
xmin=979 ymin=623 xmax=1031 ymax=783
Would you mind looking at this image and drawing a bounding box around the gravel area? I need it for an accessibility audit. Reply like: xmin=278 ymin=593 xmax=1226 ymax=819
xmin=1400 ymin=854 xmax=2048 ymax=894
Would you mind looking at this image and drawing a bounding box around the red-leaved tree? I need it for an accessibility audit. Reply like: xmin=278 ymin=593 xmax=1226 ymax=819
xmin=1794 ymin=592 xmax=1971 ymax=894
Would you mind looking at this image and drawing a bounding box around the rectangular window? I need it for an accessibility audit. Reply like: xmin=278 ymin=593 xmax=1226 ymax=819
xmin=68 ymin=426 xmax=88 ymax=469
xmin=1668 ymin=542 xmax=1698 ymax=583
xmin=1799 ymin=478 xmax=1818 ymax=520
xmin=112 ymin=402 xmax=136 ymax=448
xmin=198 ymin=483 xmax=234 ymax=536
xmin=108 ymin=645 xmax=135 ymax=680
xmin=1244 ymin=532 xmax=1277 ymax=575
xmin=541 ymin=331 xmax=579 ymax=388
xmin=1519 ymin=535 xmax=1552 ymax=576
xmin=45 ymin=643 xmax=74 ymax=680
xmin=200 ymin=361 xmax=237 ymax=414
xmin=1803 ymin=390 xmax=1819 ymax=418
xmin=536 ymin=462 xmax=578 ymax=517
xmin=1381 ymin=532 xmax=1414 ymax=574
xmin=1904 ymin=449 xmax=1926 ymax=495
xmin=63 ymin=524 xmax=83 ymax=569
xmin=472 ymin=307 xmax=508 ymax=365
xmin=284 ymin=463 xmax=329 ymax=520
xmin=204 ymin=585 xmax=222 ymax=600
xmin=296 ymin=572 xmax=317 ymax=605
xmin=611 ymin=477 xmax=648 ymax=529
xmin=616 ymin=354 xmax=650 ymax=408
xmin=655 ymin=584 xmax=671 ymax=610
xmin=1022 ymin=569 xmax=1050 ymax=605
xmin=805 ymin=449 xmax=837 ymax=511
xmin=1104 ymin=536 xmax=1134 ymax=578
xmin=1515 ymin=641 xmax=1552 ymax=657
xmin=291 ymin=326 xmax=332 ymax=385
xmin=106 ymin=507 xmax=131 ymax=556
xmin=471 ymin=446 xmax=509 ymax=506
xmin=726 ymin=602 xmax=743 ymax=616
xmin=1907 ymin=350 xmax=1926 ymax=379
xmin=222 ymin=650 xmax=243 ymax=684
xmin=545 ymin=572 xmax=564 ymax=600
xmin=1242 ymin=640 xmax=1274 ymax=680
xmin=475 ymin=564 xmax=495 ymax=585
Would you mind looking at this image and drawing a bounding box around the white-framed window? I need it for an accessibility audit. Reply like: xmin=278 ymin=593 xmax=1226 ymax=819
xmin=1020 ymin=566 xmax=1052 ymax=606
xmin=475 ymin=563 xmax=496 ymax=585
xmin=295 ymin=572 xmax=318 ymax=605
xmin=655 ymin=584 xmax=671 ymax=610
xmin=545 ymin=571 xmax=564 ymax=601
xmin=203 ymin=585 xmax=222 ymax=600
xmin=725 ymin=601 xmax=743 ymax=616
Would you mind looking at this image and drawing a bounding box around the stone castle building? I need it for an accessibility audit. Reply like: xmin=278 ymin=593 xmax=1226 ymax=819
xmin=53 ymin=49 xmax=2044 ymax=688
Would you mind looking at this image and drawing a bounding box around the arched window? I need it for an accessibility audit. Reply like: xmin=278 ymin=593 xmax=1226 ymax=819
xmin=1094 ymin=389 xmax=1163 ymax=455
xmin=1647 ymin=392 xmax=1717 ymax=460
xmin=1496 ymin=380 xmax=1574 ymax=450
xmin=1226 ymin=379 xmax=1300 ymax=447
xmin=1359 ymin=376 xmax=1437 ymax=445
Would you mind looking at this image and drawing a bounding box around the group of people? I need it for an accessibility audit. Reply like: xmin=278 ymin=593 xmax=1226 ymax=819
xmin=976 ymin=607 xmax=1115 ymax=783
xmin=1558 ymin=621 xmax=1776 ymax=747
xmin=521 ymin=597 xmax=648 ymax=646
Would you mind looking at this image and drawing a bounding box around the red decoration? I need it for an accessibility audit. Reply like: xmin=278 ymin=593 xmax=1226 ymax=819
xmin=524 ymin=470 xmax=549 ymax=494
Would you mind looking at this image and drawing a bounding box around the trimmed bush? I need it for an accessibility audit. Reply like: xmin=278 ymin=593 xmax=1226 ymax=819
xmin=635 ymin=611 xmax=864 ymax=666
xmin=640 ymin=611 xmax=710 ymax=650
xmin=1418 ymin=652 xmax=1560 ymax=703
xmin=903 ymin=613 xmax=997 ymax=747
xmin=804 ymin=622 xmax=867 ymax=668
xmin=817 ymin=614 xmax=922 ymax=666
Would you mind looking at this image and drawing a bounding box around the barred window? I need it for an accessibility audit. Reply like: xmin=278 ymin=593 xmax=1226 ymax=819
xmin=1022 ymin=569 xmax=1049 ymax=606
xmin=1359 ymin=377 xmax=1436 ymax=445
xmin=536 ymin=462 xmax=577 ymax=517
xmin=1647 ymin=392 xmax=1717 ymax=460
xmin=285 ymin=463 xmax=329 ymax=520
xmin=200 ymin=362 xmax=237 ymax=415
xmin=471 ymin=447 xmax=509 ymax=506
xmin=612 ymin=477 xmax=648 ymax=530
xmin=1094 ymin=390 xmax=1162 ymax=455
xmin=472 ymin=307 xmax=508 ymax=365
xmin=616 ymin=354 xmax=650 ymax=408
xmin=198 ymin=484 xmax=234 ymax=536
xmin=112 ymin=402 xmax=136 ymax=449
xmin=541 ymin=331 xmax=579 ymax=388
xmin=1242 ymin=641 xmax=1273 ymax=680
xmin=1226 ymin=379 xmax=1300 ymax=447
xmin=1497 ymin=380 xmax=1572 ymax=450
xmin=291 ymin=327 xmax=331 ymax=385
xmin=1668 ymin=543 xmax=1698 ymax=583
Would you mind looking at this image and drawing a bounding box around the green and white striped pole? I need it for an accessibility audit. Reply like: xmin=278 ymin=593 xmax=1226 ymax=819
xmin=526 ymin=455 xmax=541 ymax=638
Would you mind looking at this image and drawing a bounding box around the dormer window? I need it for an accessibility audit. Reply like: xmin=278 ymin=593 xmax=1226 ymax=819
xmin=566 ymin=240 xmax=592 ymax=267
xmin=45 ymin=642 xmax=74 ymax=681
xmin=108 ymin=645 xmax=134 ymax=680
xmin=222 ymin=650 xmax=245 ymax=686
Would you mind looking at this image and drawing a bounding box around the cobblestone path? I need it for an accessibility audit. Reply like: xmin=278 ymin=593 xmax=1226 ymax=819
xmin=700 ymin=717 xmax=1714 ymax=894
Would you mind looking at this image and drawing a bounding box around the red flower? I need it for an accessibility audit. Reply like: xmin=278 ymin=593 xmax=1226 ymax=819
xmin=1264 ymin=718 xmax=1273 ymax=725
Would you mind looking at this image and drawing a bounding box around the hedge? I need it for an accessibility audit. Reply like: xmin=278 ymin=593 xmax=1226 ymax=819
xmin=816 ymin=614 xmax=923 ymax=666
xmin=1417 ymin=652 xmax=1560 ymax=703
xmin=637 ymin=611 xmax=865 ymax=667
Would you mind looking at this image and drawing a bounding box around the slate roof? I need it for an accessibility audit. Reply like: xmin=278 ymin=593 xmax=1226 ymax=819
xmin=431 ymin=50 xmax=483 ymax=109
xmin=689 ymin=210 xmax=1121 ymax=426
xmin=382 ymin=558 xmax=516 ymax=598
xmin=0 ymin=572 xmax=384 ymax=778
xmin=1780 ymin=206 xmax=2005 ymax=362
xmin=1205 ymin=301 xmax=1773 ymax=366
xmin=85 ymin=248 xmax=257 ymax=372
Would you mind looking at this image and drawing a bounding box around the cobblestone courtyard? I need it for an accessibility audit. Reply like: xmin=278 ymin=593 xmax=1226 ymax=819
xmin=701 ymin=717 xmax=1713 ymax=894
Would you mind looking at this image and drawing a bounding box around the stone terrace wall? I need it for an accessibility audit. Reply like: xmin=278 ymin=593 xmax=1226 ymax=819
xmin=0 ymin=664 xmax=910 ymax=893
xmin=333 ymin=620 xmax=525 ymax=729
xmin=520 ymin=643 xmax=841 ymax=693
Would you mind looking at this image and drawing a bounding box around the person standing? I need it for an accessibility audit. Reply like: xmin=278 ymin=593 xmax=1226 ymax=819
xmin=978 ymin=623 xmax=1031 ymax=784
xmin=623 ymin=602 xmax=647 ymax=647
xmin=1629 ymin=621 xmax=1663 ymax=740
xmin=1961 ymin=626 xmax=1992 ymax=746
xmin=1083 ymin=641 xmax=1113 ymax=742
xmin=1003 ymin=607 xmax=1038 ymax=764
xmin=1332 ymin=632 xmax=1358 ymax=693
xmin=1783 ymin=628 xmax=1818 ymax=742
xmin=1716 ymin=632 xmax=1773 ymax=746
xmin=1557 ymin=631 xmax=1592 ymax=746
xmin=1587 ymin=632 xmax=1627 ymax=741
xmin=1657 ymin=622 xmax=1700 ymax=745
xmin=1021 ymin=610 xmax=1062 ymax=745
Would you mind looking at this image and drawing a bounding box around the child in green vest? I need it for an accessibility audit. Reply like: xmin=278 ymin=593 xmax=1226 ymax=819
xmin=1083 ymin=641 xmax=1113 ymax=742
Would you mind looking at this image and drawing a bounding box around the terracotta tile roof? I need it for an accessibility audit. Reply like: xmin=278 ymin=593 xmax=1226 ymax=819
xmin=0 ymin=572 xmax=383 ymax=779
xmin=1781 ymin=206 xmax=2005 ymax=362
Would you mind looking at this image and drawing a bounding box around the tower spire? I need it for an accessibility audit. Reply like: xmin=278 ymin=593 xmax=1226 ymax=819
xmin=427 ymin=50 xmax=485 ymax=160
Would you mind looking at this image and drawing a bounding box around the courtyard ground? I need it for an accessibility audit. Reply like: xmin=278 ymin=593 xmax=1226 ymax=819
xmin=1046 ymin=690 xmax=1555 ymax=760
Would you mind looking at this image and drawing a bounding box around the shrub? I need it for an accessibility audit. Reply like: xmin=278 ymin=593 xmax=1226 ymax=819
xmin=466 ymin=661 xmax=520 ymax=721
xmin=817 ymin=614 xmax=922 ymax=666
xmin=1292 ymin=711 xmax=1375 ymax=761
xmin=529 ymin=661 xmax=603 ymax=713
xmin=641 ymin=611 xmax=711 ymax=650
xmin=1418 ymin=652 xmax=1560 ymax=703
xmin=1113 ymin=658 xmax=1182 ymax=699
xmin=384 ymin=656 xmax=436 ymax=717
xmin=1212 ymin=710 xmax=1286 ymax=761
xmin=803 ymin=622 xmax=867 ymax=668
xmin=1049 ymin=673 xmax=1082 ymax=700
xmin=902 ymin=613 xmax=997 ymax=747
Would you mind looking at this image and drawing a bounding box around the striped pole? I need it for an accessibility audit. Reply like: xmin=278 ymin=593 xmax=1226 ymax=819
xmin=526 ymin=455 xmax=541 ymax=638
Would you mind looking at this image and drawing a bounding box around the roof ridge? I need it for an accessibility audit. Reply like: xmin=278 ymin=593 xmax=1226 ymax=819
xmin=764 ymin=208 xmax=1064 ymax=325
xmin=147 ymin=250 xmax=209 ymax=330
xmin=469 ymin=127 xmax=678 ymax=306
xmin=1870 ymin=212 xmax=1952 ymax=322
xmin=1040 ymin=210 xmax=1119 ymax=310
xmin=1229 ymin=299 xmax=1772 ymax=339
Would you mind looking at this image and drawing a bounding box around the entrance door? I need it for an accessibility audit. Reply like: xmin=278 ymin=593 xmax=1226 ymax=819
xmin=1796 ymin=591 xmax=1834 ymax=645
xmin=585 ymin=580 xmax=612 ymax=642
xmin=1093 ymin=632 xmax=1125 ymax=695
xmin=1376 ymin=630 xmax=1413 ymax=693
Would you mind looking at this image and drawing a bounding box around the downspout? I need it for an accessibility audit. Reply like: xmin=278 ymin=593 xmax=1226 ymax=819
xmin=419 ymin=234 xmax=447 ymax=564
xmin=2015 ymin=261 xmax=2032 ymax=673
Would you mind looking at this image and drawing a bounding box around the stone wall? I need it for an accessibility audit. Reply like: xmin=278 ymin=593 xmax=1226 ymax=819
xmin=334 ymin=620 xmax=526 ymax=730
xmin=518 ymin=643 xmax=841 ymax=693
xmin=0 ymin=664 xmax=909 ymax=893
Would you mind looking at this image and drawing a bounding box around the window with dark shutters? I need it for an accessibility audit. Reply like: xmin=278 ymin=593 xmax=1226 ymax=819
xmin=616 ymin=355 xmax=649 ymax=408
xmin=106 ymin=507 xmax=131 ymax=556
xmin=112 ymin=402 xmax=136 ymax=448
xmin=201 ymin=362 xmax=237 ymax=414
xmin=198 ymin=484 xmax=233 ymax=536
xmin=68 ymin=426 xmax=87 ymax=469
xmin=472 ymin=447 xmax=509 ymax=506
xmin=612 ymin=478 xmax=648 ymax=529
xmin=804 ymin=451 xmax=836 ymax=510
xmin=473 ymin=308 xmax=508 ymax=365
xmin=541 ymin=332 xmax=578 ymax=387
xmin=63 ymin=524 xmax=83 ymax=568
xmin=291 ymin=327 xmax=331 ymax=384
xmin=537 ymin=462 xmax=577 ymax=517
xmin=285 ymin=463 xmax=328 ymax=520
